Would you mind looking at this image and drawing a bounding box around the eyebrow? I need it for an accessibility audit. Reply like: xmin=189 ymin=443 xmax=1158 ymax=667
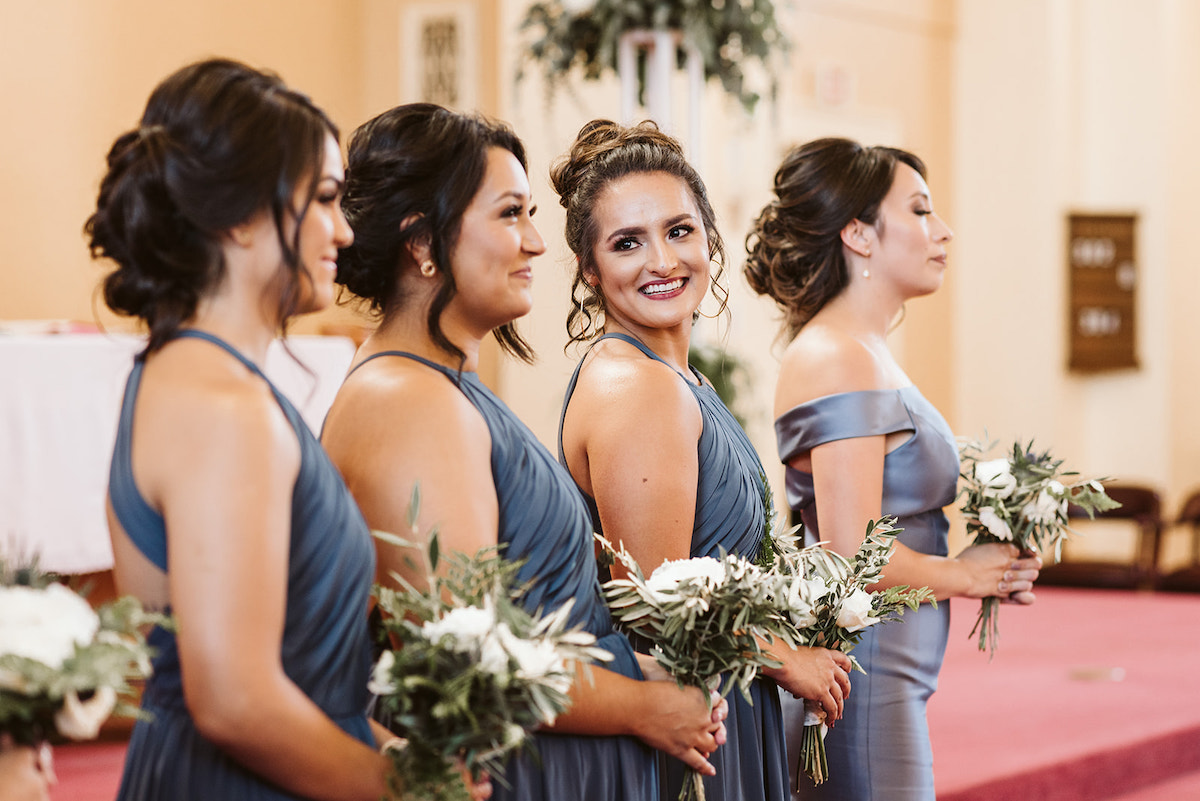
xmin=605 ymin=213 xmax=696 ymax=243
xmin=491 ymin=189 xmax=529 ymax=204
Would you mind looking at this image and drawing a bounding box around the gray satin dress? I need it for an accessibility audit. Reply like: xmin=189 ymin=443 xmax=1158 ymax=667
xmin=560 ymin=333 xmax=791 ymax=801
xmin=349 ymin=351 xmax=658 ymax=801
xmin=775 ymin=386 xmax=958 ymax=801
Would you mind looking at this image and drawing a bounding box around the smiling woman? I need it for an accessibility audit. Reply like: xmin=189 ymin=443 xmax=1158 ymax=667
xmin=552 ymin=119 xmax=854 ymax=801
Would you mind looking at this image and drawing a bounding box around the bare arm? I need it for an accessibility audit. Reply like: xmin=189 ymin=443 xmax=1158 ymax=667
xmin=155 ymin=386 xmax=389 ymax=801
xmin=566 ymin=349 xmax=850 ymax=721
xmin=326 ymin=360 xmax=722 ymax=774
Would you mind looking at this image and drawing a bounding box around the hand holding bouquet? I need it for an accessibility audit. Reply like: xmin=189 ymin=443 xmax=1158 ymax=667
xmin=369 ymin=493 xmax=611 ymax=801
xmin=959 ymin=438 xmax=1120 ymax=656
xmin=598 ymin=535 xmax=800 ymax=801
xmin=0 ymin=556 xmax=164 ymax=745
xmin=767 ymin=518 xmax=934 ymax=785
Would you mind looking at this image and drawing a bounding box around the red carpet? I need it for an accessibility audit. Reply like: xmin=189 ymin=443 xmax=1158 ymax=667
xmin=49 ymin=588 xmax=1200 ymax=800
xmin=931 ymin=588 xmax=1200 ymax=800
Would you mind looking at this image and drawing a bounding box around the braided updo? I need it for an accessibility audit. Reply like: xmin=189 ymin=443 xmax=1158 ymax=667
xmin=85 ymin=58 xmax=337 ymax=355
xmin=549 ymin=119 xmax=726 ymax=347
xmin=743 ymin=137 xmax=925 ymax=339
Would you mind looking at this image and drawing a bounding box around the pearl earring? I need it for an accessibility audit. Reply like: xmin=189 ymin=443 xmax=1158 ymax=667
xmin=863 ymin=269 xmax=871 ymax=279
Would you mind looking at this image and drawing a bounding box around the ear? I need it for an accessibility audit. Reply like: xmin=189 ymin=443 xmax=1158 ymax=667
xmin=840 ymin=219 xmax=873 ymax=258
xmin=399 ymin=214 xmax=432 ymax=268
xmin=227 ymin=216 xmax=261 ymax=249
xmin=581 ymin=260 xmax=599 ymax=288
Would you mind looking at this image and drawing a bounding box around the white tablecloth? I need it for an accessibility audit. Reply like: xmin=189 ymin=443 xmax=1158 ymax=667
xmin=0 ymin=333 xmax=356 ymax=574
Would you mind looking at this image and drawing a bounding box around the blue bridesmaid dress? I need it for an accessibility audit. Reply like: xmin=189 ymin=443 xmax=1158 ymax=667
xmin=349 ymin=351 xmax=659 ymax=801
xmin=110 ymin=331 xmax=376 ymax=800
xmin=559 ymin=333 xmax=791 ymax=801
xmin=775 ymin=386 xmax=959 ymax=801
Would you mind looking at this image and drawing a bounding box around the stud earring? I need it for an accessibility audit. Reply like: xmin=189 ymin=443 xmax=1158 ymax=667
xmin=863 ymin=269 xmax=871 ymax=279
xmin=419 ymin=260 xmax=436 ymax=277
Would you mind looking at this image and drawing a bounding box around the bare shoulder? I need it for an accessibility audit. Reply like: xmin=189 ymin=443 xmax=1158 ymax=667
xmin=574 ymin=338 xmax=700 ymax=428
xmin=323 ymin=356 xmax=489 ymax=460
xmin=775 ymin=324 xmax=887 ymax=415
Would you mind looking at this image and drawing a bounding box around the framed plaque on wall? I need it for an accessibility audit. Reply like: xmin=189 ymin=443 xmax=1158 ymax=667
xmin=1067 ymin=213 xmax=1138 ymax=372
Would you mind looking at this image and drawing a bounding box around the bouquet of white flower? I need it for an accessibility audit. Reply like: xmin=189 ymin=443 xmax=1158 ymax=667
xmin=0 ymin=556 xmax=164 ymax=745
xmin=959 ymin=438 xmax=1120 ymax=657
xmin=767 ymin=518 xmax=934 ymax=785
xmin=598 ymin=534 xmax=800 ymax=801
xmin=369 ymin=491 xmax=611 ymax=801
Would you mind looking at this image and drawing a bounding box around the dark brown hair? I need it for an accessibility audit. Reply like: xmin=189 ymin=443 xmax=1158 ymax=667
xmin=744 ymin=137 xmax=926 ymax=338
xmin=549 ymin=119 xmax=726 ymax=347
xmin=337 ymin=103 xmax=534 ymax=365
xmin=85 ymin=58 xmax=337 ymax=356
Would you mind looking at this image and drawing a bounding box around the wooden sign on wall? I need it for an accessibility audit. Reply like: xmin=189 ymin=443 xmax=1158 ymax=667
xmin=1067 ymin=213 xmax=1138 ymax=372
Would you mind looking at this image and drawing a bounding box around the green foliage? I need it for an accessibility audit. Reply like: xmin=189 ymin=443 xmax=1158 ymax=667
xmin=958 ymin=436 xmax=1121 ymax=656
xmin=517 ymin=0 xmax=790 ymax=113
xmin=370 ymin=486 xmax=610 ymax=800
xmin=0 ymin=556 xmax=167 ymax=744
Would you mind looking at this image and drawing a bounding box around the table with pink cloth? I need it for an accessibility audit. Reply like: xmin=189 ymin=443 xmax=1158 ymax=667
xmin=0 ymin=333 xmax=356 ymax=574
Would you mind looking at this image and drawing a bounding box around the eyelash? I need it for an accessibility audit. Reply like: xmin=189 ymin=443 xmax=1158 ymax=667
xmin=914 ymin=209 xmax=932 ymax=216
xmin=670 ymin=224 xmax=695 ymax=238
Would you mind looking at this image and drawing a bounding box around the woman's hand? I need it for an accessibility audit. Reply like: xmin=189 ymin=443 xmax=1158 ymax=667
xmin=763 ymin=645 xmax=853 ymax=721
xmin=632 ymin=681 xmax=727 ymax=776
xmin=954 ymin=542 xmax=1042 ymax=600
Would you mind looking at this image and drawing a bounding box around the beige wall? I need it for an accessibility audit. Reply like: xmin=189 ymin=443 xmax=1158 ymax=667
xmin=2 ymin=0 xmax=1195 ymax=560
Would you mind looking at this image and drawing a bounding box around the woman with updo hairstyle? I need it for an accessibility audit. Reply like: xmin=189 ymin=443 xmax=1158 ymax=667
xmin=86 ymin=58 xmax=400 ymax=800
xmin=745 ymin=138 xmax=1042 ymax=800
xmin=553 ymin=120 xmax=853 ymax=801
xmin=321 ymin=103 xmax=727 ymax=801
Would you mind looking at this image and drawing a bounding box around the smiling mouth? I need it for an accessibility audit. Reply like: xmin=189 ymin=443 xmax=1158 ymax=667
xmin=640 ymin=278 xmax=686 ymax=297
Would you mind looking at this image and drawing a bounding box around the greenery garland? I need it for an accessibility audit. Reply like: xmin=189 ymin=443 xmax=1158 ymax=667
xmin=518 ymin=0 xmax=790 ymax=113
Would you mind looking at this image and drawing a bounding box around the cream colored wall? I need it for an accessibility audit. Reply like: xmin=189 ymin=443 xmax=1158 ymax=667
xmin=954 ymin=0 xmax=1199 ymax=565
xmin=0 ymin=0 xmax=369 ymax=333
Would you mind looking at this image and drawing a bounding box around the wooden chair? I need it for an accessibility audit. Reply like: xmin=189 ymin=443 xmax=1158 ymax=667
xmin=1157 ymin=489 xmax=1200 ymax=593
xmin=1036 ymin=483 xmax=1163 ymax=591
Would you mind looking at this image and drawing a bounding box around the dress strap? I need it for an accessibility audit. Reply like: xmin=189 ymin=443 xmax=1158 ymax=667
xmin=343 ymin=349 xmax=461 ymax=384
xmin=596 ymin=332 xmax=703 ymax=385
xmin=174 ymin=330 xmax=266 ymax=378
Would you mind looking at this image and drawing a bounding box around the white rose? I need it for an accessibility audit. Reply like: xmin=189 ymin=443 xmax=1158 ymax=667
xmin=367 ymin=651 xmax=397 ymax=696
xmin=784 ymin=576 xmax=828 ymax=629
xmin=497 ymin=624 xmax=565 ymax=681
xmin=478 ymin=627 xmax=512 ymax=676
xmin=0 ymin=584 xmax=100 ymax=668
xmin=975 ymin=459 xmax=1017 ymax=500
xmin=645 ymin=557 xmax=726 ymax=602
xmin=54 ymin=686 xmax=116 ymax=741
xmin=977 ymin=506 xmax=1013 ymax=541
xmin=421 ymin=605 xmax=496 ymax=651
xmin=836 ymin=588 xmax=879 ymax=633
xmin=1022 ymin=483 xmax=1065 ymax=525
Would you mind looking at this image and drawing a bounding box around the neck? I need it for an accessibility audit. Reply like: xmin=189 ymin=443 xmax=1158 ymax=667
xmin=188 ymin=297 xmax=278 ymax=366
xmin=604 ymin=319 xmax=694 ymax=378
xmin=368 ymin=305 xmax=481 ymax=372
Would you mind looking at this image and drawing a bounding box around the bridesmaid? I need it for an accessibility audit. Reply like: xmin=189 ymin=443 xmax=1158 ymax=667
xmin=85 ymin=59 xmax=395 ymax=800
xmin=552 ymin=119 xmax=853 ymax=801
xmin=744 ymin=137 xmax=1043 ymax=800
xmin=320 ymin=103 xmax=726 ymax=801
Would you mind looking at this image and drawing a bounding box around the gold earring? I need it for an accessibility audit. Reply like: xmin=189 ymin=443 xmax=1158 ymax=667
xmin=419 ymin=260 xmax=436 ymax=277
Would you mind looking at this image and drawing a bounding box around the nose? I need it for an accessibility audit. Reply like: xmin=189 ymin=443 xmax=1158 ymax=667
xmin=523 ymin=217 xmax=546 ymax=256
xmin=334 ymin=205 xmax=354 ymax=248
xmin=647 ymin=236 xmax=678 ymax=275
xmin=933 ymin=212 xmax=953 ymax=243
